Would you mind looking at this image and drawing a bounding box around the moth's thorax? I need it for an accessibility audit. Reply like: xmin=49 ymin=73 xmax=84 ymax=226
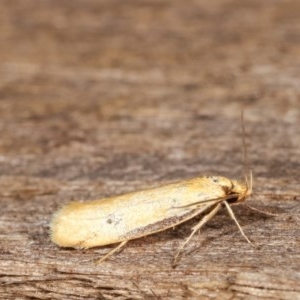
xmin=202 ymin=176 xmax=250 ymax=203
xmin=202 ymin=176 xmax=233 ymax=191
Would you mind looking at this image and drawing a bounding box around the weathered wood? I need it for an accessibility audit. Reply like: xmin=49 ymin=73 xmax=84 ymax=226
xmin=0 ymin=0 xmax=299 ymax=299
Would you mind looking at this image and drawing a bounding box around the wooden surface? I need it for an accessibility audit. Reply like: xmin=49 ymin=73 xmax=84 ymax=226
xmin=0 ymin=0 xmax=299 ymax=299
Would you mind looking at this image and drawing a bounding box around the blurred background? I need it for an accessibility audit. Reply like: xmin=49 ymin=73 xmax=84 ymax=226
xmin=0 ymin=0 xmax=299 ymax=184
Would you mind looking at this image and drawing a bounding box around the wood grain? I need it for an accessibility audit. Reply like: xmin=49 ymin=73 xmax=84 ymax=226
xmin=0 ymin=0 xmax=299 ymax=299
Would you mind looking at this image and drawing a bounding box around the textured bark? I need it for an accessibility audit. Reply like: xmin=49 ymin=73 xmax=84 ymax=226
xmin=0 ymin=0 xmax=299 ymax=299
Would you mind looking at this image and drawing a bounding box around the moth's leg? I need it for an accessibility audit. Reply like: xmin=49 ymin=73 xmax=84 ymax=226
xmin=244 ymin=203 xmax=278 ymax=216
xmin=96 ymin=240 xmax=128 ymax=265
xmin=173 ymin=203 xmax=221 ymax=267
xmin=223 ymin=201 xmax=254 ymax=246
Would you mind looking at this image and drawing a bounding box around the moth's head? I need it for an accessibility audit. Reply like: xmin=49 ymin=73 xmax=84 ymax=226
xmin=203 ymin=171 xmax=252 ymax=204
xmin=230 ymin=170 xmax=252 ymax=203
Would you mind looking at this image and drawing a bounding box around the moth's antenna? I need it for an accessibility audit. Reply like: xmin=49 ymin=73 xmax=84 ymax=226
xmin=241 ymin=111 xmax=252 ymax=194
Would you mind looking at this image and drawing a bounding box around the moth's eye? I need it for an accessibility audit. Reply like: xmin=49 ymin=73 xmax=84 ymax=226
xmin=222 ymin=181 xmax=234 ymax=194
xmin=222 ymin=185 xmax=230 ymax=194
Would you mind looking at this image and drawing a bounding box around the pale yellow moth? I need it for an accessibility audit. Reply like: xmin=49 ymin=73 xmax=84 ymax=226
xmin=50 ymin=115 xmax=254 ymax=266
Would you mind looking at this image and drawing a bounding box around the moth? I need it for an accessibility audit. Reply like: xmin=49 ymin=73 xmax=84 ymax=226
xmin=50 ymin=173 xmax=253 ymax=266
xmin=50 ymin=114 xmax=256 ymax=266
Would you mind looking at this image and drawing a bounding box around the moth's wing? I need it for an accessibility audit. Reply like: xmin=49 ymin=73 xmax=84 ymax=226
xmin=51 ymin=177 xmax=227 ymax=248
